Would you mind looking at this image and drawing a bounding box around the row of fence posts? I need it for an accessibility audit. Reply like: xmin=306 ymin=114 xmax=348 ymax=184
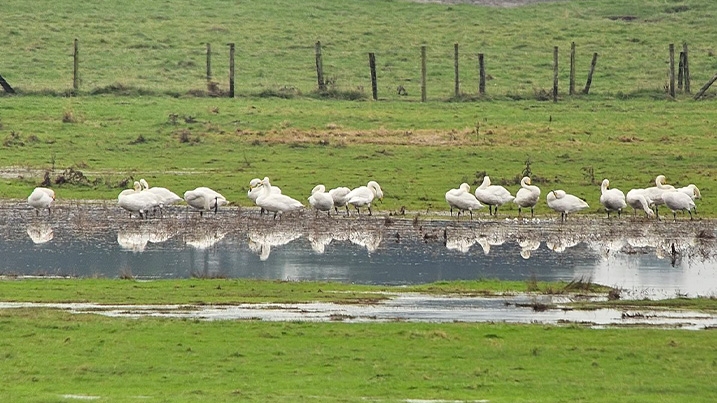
xmin=41 ymin=39 xmax=717 ymax=101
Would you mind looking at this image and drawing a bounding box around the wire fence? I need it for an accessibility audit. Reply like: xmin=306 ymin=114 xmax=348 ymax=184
xmin=1 ymin=38 xmax=714 ymax=101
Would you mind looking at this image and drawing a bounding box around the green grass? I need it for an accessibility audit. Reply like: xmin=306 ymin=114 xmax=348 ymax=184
xmin=3 ymin=0 xmax=717 ymax=99
xmin=1 ymin=96 xmax=715 ymax=216
xmin=1 ymin=308 xmax=716 ymax=402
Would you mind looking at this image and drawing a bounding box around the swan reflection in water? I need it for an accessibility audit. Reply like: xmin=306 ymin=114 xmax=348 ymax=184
xmin=445 ymin=234 xmax=475 ymax=253
xmin=517 ymin=237 xmax=541 ymax=259
xmin=248 ymin=227 xmax=302 ymax=261
xmin=477 ymin=231 xmax=507 ymax=255
xmin=117 ymin=223 xmax=179 ymax=253
xmin=186 ymin=230 xmax=226 ymax=250
xmin=27 ymin=223 xmax=54 ymax=244
xmin=348 ymin=228 xmax=382 ymax=254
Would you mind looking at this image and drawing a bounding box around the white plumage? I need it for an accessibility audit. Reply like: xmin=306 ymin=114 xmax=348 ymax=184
xmin=445 ymin=183 xmax=483 ymax=219
xmin=248 ymin=177 xmax=281 ymax=215
xmin=513 ymin=177 xmax=541 ymax=217
xmin=599 ymin=179 xmax=627 ymax=218
xmin=474 ymin=176 xmax=514 ymax=216
xmin=642 ymin=175 xmax=675 ymax=218
xmin=546 ymin=190 xmax=589 ymax=222
xmin=625 ymin=189 xmax=655 ymax=218
xmin=28 ymin=187 xmax=55 ymax=216
xmin=183 ymin=187 xmax=227 ymax=216
xmin=308 ymin=184 xmax=334 ymax=217
xmin=328 ymin=186 xmax=351 ymax=215
xmin=119 ymin=184 xmax=161 ymax=219
xmin=346 ymin=181 xmax=383 ymax=216
xmin=255 ymin=177 xmax=303 ymax=219
xmin=662 ymin=190 xmax=696 ymax=221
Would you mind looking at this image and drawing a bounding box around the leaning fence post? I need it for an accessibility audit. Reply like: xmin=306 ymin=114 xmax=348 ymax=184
xmin=583 ymin=52 xmax=598 ymax=94
xmin=368 ymin=52 xmax=377 ymax=101
xmin=454 ymin=43 xmax=459 ymax=98
xmin=228 ymin=43 xmax=235 ymax=98
xmin=421 ymin=45 xmax=427 ymax=102
xmin=693 ymin=73 xmax=717 ymax=100
xmin=669 ymin=44 xmax=675 ymax=98
xmin=478 ymin=53 xmax=485 ymax=95
xmin=569 ymin=42 xmax=576 ymax=95
xmin=73 ymin=38 xmax=79 ymax=91
xmin=315 ymin=41 xmax=325 ymax=91
xmin=552 ymin=46 xmax=559 ymax=102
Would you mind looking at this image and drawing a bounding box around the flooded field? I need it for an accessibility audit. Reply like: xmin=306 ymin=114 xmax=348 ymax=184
xmin=2 ymin=200 xmax=716 ymax=300
xmin=3 ymin=200 xmax=717 ymax=327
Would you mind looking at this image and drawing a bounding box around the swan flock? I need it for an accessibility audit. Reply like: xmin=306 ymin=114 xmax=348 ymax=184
xmin=27 ymin=174 xmax=701 ymax=221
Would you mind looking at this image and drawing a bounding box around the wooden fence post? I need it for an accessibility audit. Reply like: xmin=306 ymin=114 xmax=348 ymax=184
xmin=228 ymin=43 xmax=235 ymax=98
xmin=478 ymin=53 xmax=485 ymax=95
xmin=569 ymin=42 xmax=576 ymax=95
xmin=583 ymin=52 xmax=598 ymax=94
xmin=678 ymin=51 xmax=684 ymax=91
xmin=669 ymin=44 xmax=675 ymax=98
xmin=0 ymin=74 xmax=15 ymax=94
xmin=454 ymin=43 xmax=459 ymax=98
xmin=683 ymin=42 xmax=690 ymax=93
xmin=315 ymin=41 xmax=325 ymax=91
xmin=552 ymin=46 xmax=558 ymax=102
xmin=421 ymin=45 xmax=427 ymax=102
xmin=368 ymin=52 xmax=377 ymax=101
xmin=206 ymin=43 xmax=212 ymax=82
xmin=73 ymin=38 xmax=79 ymax=91
xmin=693 ymin=73 xmax=717 ymax=100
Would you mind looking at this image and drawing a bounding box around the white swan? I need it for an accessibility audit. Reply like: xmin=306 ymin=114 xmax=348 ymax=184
xmin=625 ymin=189 xmax=655 ymax=218
xmin=546 ymin=189 xmax=589 ymax=222
xmin=642 ymin=175 xmax=675 ymax=218
xmin=445 ymin=183 xmax=483 ymax=219
xmin=677 ymin=184 xmax=701 ymax=200
xmin=308 ymin=184 xmax=334 ymax=217
xmin=474 ymin=176 xmax=514 ymax=216
xmin=346 ymin=181 xmax=383 ymax=216
xmin=119 ymin=185 xmax=161 ymax=219
xmin=513 ymin=177 xmax=541 ymax=217
xmin=255 ymin=177 xmax=303 ymax=219
xmin=28 ymin=187 xmax=55 ymax=216
xmin=662 ymin=190 xmax=696 ymax=221
xmin=599 ymin=179 xmax=627 ymax=218
xmin=248 ymin=177 xmax=281 ymax=215
xmin=139 ymin=179 xmax=182 ymax=217
xmin=328 ymin=186 xmax=351 ymax=215
xmin=183 ymin=187 xmax=227 ymax=216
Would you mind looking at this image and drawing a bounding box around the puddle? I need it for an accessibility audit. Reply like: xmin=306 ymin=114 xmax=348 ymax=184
xmin=2 ymin=293 xmax=716 ymax=329
xmin=2 ymin=200 xmax=717 ymax=302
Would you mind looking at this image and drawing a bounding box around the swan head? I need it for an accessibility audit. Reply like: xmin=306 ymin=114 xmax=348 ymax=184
xmin=311 ymin=184 xmax=326 ymax=194
xmin=459 ymin=183 xmax=471 ymax=192
xmin=139 ymin=179 xmax=149 ymax=190
xmin=522 ymin=177 xmax=531 ymax=186
xmin=368 ymin=181 xmax=383 ymax=201
xmin=479 ymin=176 xmax=491 ymax=188
xmin=133 ymin=181 xmax=142 ymax=191
xmin=249 ymin=178 xmax=261 ymax=189
xmin=601 ymin=179 xmax=610 ymax=191
xmin=689 ymin=184 xmax=701 ymax=199
xmin=656 ymin=175 xmax=667 ymax=186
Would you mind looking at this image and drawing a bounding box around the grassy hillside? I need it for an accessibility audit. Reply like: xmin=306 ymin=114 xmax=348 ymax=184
xmin=2 ymin=0 xmax=717 ymax=99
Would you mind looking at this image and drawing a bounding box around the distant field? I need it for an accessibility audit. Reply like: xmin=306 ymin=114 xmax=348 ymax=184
xmin=1 ymin=0 xmax=716 ymax=218
xmin=2 ymin=0 xmax=717 ymax=99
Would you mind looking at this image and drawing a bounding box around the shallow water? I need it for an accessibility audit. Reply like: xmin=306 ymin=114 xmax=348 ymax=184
xmin=3 ymin=201 xmax=717 ymax=300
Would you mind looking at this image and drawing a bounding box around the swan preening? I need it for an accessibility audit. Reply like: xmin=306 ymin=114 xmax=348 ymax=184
xmin=255 ymin=177 xmax=303 ymax=219
xmin=346 ymin=181 xmax=384 ymax=216
xmin=546 ymin=190 xmax=589 ymax=222
xmin=184 ymin=187 xmax=227 ymax=216
xmin=308 ymin=184 xmax=334 ymax=217
xmin=28 ymin=187 xmax=55 ymax=216
xmin=513 ymin=177 xmax=540 ymax=217
xmin=474 ymin=176 xmax=514 ymax=216
xmin=445 ymin=183 xmax=483 ymax=219
xmin=599 ymin=179 xmax=626 ymax=218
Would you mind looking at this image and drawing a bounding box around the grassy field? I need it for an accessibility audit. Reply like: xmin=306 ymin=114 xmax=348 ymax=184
xmin=0 ymin=279 xmax=716 ymax=402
